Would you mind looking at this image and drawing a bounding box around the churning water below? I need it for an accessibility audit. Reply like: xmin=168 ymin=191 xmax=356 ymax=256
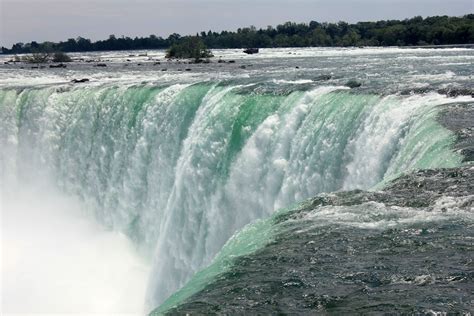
xmin=2 ymin=181 xmax=150 ymax=315
xmin=1 ymin=47 xmax=473 ymax=314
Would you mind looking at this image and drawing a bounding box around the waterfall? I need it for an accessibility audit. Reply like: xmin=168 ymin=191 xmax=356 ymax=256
xmin=0 ymin=82 xmax=466 ymax=310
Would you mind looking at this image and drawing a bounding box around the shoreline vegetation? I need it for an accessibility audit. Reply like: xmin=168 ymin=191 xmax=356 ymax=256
xmin=2 ymin=15 xmax=473 ymax=55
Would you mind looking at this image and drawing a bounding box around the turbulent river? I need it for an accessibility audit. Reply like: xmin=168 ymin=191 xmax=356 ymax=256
xmin=1 ymin=47 xmax=473 ymax=315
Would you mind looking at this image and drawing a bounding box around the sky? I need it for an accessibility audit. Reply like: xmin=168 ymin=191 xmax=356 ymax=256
xmin=1 ymin=0 xmax=473 ymax=47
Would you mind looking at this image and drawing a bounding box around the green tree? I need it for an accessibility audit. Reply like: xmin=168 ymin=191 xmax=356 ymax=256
xmin=341 ymin=30 xmax=361 ymax=46
xmin=52 ymin=51 xmax=72 ymax=62
xmin=166 ymin=37 xmax=213 ymax=62
xmin=311 ymin=28 xmax=331 ymax=46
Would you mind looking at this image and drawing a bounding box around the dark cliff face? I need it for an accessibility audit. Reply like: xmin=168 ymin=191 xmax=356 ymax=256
xmin=156 ymin=104 xmax=474 ymax=315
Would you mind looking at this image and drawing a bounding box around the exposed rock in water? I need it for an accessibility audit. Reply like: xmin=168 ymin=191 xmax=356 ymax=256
xmin=401 ymin=87 xmax=473 ymax=98
xmin=438 ymin=87 xmax=474 ymax=98
xmin=243 ymin=48 xmax=259 ymax=54
xmin=400 ymin=87 xmax=431 ymax=95
xmin=345 ymin=79 xmax=362 ymax=88
xmin=71 ymin=78 xmax=90 ymax=83
xmin=49 ymin=63 xmax=67 ymax=68
xmin=95 ymin=63 xmax=107 ymax=67
xmin=314 ymin=74 xmax=332 ymax=81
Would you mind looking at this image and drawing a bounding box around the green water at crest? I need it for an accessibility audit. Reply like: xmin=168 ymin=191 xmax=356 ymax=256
xmin=0 ymin=83 xmax=466 ymax=312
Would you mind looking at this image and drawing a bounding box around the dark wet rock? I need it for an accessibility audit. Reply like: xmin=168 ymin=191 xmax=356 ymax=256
xmin=161 ymin=69 xmax=167 ymax=71
xmin=71 ymin=78 xmax=90 ymax=83
xmin=154 ymin=62 xmax=161 ymax=65
xmin=31 ymin=66 xmax=39 ymax=69
xmin=345 ymin=79 xmax=362 ymax=88
xmin=137 ymin=63 xmax=142 ymax=66
xmin=218 ymin=59 xmax=225 ymax=63
xmin=315 ymin=74 xmax=332 ymax=81
xmin=95 ymin=63 xmax=107 ymax=67
xmin=228 ymin=60 xmax=236 ymax=63
xmin=190 ymin=59 xmax=210 ymax=64
xmin=438 ymin=87 xmax=474 ymax=98
xmin=239 ymin=65 xmax=246 ymax=69
xmin=185 ymin=68 xmax=191 ymax=71
xmin=400 ymin=87 xmax=431 ymax=95
xmin=400 ymin=87 xmax=474 ymax=98
xmin=4 ymin=62 xmax=9 ymax=65
xmin=126 ymin=59 xmax=132 ymax=62
xmin=243 ymin=48 xmax=259 ymax=54
xmin=295 ymin=66 xmax=300 ymax=69
xmin=49 ymin=63 xmax=67 ymax=68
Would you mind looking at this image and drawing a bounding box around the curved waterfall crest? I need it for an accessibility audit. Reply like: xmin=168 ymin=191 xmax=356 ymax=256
xmin=0 ymin=83 xmax=466 ymax=310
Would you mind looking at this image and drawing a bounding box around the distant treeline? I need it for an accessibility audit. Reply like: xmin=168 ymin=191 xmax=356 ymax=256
xmin=2 ymin=14 xmax=473 ymax=54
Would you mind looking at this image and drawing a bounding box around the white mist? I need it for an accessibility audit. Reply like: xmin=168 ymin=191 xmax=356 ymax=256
xmin=1 ymin=183 xmax=151 ymax=316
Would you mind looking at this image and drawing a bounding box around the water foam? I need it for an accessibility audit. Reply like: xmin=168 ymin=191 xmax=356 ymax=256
xmin=1 ymin=183 xmax=150 ymax=315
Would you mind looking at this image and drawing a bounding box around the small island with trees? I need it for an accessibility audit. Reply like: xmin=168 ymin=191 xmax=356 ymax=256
xmin=1 ymin=15 xmax=473 ymax=55
xmin=165 ymin=37 xmax=213 ymax=62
